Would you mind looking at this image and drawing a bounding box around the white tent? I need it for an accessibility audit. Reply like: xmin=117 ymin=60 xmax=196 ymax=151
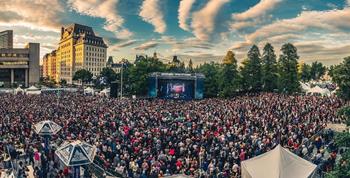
xmin=34 ymin=120 xmax=62 ymax=136
xmin=241 ymin=145 xmax=317 ymax=178
xmin=307 ymin=86 xmax=330 ymax=96
xmin=84 ymin=87 xmax=94 ymax=95
xmin=55 ymin=140 xmax=97 ymax=166
xmin=14 ymin=87 xmax=24 ymax=94
xmin=99 ymin=88 xmax=110 ymax=96
xmin=25 ymin=86 xmax=41 ymax=95
xmin=300 ymin=82 xmax=311 ymax=92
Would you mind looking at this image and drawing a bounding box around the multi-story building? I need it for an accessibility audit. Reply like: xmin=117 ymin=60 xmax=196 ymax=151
xmin=53 ymin=23 xmax=107 ymax=83
xmin=42 ymin=50 xmax=57 ymax=80
xmin=0 ymin=30 xmax=13 ymax=49
xmin=43 ymin=54 xmax=49 ymax=78
xmin=0 ymin=43 xmax=40 ymax=87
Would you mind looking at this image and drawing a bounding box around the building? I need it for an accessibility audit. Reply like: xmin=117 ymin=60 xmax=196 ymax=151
xmin=0 ymin=43 xmax=40 ymax=87
xmin=43 ymin=55 xmax=48 ymax=78
xmin=106 ymin=56 xmax=129 ymax=73
xmin=42 ymin=50 xmax=57 ymax=80
xmin=0 ymin=30 xmax=13 ymax=49
xmin=52 ymin=23 xmax=107 ymax=83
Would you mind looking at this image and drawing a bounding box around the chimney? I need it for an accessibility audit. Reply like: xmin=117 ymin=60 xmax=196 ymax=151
xmin=61 ymin=27 xmax=64 ymax=38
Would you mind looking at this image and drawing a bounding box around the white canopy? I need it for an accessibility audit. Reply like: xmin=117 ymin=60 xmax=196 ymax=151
xmin=84 ymin=87 xmax=94 ymax=95
xmin=25 ymin=86 xmax=41 ymax=95
xmin=55 ymin=140 xmax=97 ymax=167
xmin=14 ymin=87 xmax=24 ymax=94
xmin=34 ymin=120 xmax=62 ymax=136
xmin=300 ymin=82 xmax=310 ymax=92
xmin=307 ymin=86 xmax=330 ymax=96
xmin=241 ymin=145 xmax=317 ymax=178
xmin=99 ymin=88 xmax=110 ymax=96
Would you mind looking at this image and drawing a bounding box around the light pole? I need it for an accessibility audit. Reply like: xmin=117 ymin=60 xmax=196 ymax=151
xmin=120 ymin=62 xmax=124 ymax=99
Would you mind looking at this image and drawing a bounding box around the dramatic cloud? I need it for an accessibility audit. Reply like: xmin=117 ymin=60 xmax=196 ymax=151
xmin=68 ymin=0 xmax=132 ymax=38
xmin=191 ymin=0 xmax=230 ymax=41
xmin=0 ymin=0 xmax=64 ymax=31
xmin=116 ymin=40 xmax=139 ymax=48
xmin=139 ymin=0 xmax=167 ymax=34
xmin=247 ymin=7 xmax=350 ymax=43
xmin=178 ymin=0 xmax=196 ymax=31
xmin=233 ymin=0 xmax=282 ymax=21
xmin=134 ymin=41 xmax=158 ymax=50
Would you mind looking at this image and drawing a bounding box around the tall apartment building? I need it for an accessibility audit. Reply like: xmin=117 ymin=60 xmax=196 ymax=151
xmin=0 ymin=30 xmax=13 ymax=49
xmin=52 ymin=23 xmax=107 ymax=83
xmin=42 ymin=50 xmax=57 ymax=80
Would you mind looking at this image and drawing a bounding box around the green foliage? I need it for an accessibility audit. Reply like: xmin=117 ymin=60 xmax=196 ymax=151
xmin=100 ymin=67 xmax=117 ymax=85
xmin=223 ymin=50 xmax=236 ymax=64
xmin=168 ymin=56 xmax=186 ymax=73
xmin=299 ymin=63 xmax=312 ymax=82
xmin=262 ymin=43 xmax=278 ymax=92
xmin=325 ymin=132 xmax=350 ymax=178
xmin=240 ymin=45 xmax=262 ymax=92
xmin=188 ymin=59 xmax=194 ymax=73
xmin=219 ymin=51 xmax=239 ymax=97
xmin=39 ymin=77 xmax=56 ymax=87
xmin=59 ymin=79 xmax=67 ymax=86
xmin=128 ymin=57 xmax=166 ymax=95
xmin=330 ymin=57 xmax=350 ymax=100
xmin=337 ymin=106 xmax=350 ymax=126
xmin=196 ymin=62 xmax=221 ymax=97
xmin=278 ymin=43 xmax=300 ymax=93
xmin=310 ymin=61 xmax=326 ymax=80
xmin=73 ymin=69 xmax=93 ymax=84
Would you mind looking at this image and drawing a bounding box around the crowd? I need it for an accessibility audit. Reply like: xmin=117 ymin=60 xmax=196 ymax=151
xmin=0 ymin=92 xmax=344 ymax=178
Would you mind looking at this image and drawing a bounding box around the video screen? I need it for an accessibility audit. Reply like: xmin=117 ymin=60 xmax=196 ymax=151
xmin=158 ymin=79 xmax=194 ymax=99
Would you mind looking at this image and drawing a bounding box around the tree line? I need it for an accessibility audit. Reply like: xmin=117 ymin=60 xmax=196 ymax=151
xmin=66 ymin=42 xmax=337 ymax=98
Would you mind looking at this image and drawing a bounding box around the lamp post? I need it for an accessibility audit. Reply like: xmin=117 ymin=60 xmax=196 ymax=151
xmin=34 ymin=120 xmax=62 ymax=152
xmin=120 ymin=62 xmax=124 ymax=99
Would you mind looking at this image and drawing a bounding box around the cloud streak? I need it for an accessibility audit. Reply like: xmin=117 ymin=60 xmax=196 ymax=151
xmin=178 ymin=0 xmax=196 ymax=31
xmin=0 ymin=0 xmax=64 ymax=31
xmin=247 ymin=8 xmax=350 ymax=43
xmin=233 ymin=0 xmax=282 ymax=21
xmin=139 ymin=0 xmax=167 ymax=34
xmin=191 ymin=0 xmax=230 ymax=41
xmin=134 ymin=41 xmax=158 ymax=50
xmin=67 ymin=0 xmax=132 ymax=38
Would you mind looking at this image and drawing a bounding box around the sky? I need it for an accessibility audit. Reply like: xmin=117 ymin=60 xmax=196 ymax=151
xmin=0 ymin=0 xmax=350 ymax=66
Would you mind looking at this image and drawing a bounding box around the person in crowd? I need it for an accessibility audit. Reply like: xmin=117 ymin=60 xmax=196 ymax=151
xmin=0 ymin=92 xmax=344 ymax=177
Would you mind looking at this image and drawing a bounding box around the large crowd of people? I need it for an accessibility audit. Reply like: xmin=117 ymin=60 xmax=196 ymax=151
xmin=0 ymin=92 xmax=344 ymax=177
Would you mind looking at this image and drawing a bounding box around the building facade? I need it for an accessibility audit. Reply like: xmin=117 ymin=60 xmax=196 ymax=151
xmin=42 ymin=50 xmax=57 ymax=80
xmin=50 ymin=23 xmax=107 ymax=83
xmin=0 ymin=43 xmax=40 ymax=87
xmin=0 ymin=30 xmax=13 ymax=49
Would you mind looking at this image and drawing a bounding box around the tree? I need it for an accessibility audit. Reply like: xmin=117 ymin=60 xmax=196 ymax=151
xmin=128 ymin=57 xmax=166 ymax=96
xmin=188 ymin=59 xmax=194 ymax=73
xmin=278 ymin=43 xmax=300 ymax=93
xmin=240 ymin=45 xmax=262 ymax=92
xmin=310 ymin=61 xmax=326 ymax=80
xmin=325 ymin=106 xmax=350 ymax=178
xmin=219 ymin=50 xmax=239 ymax=97
xmin=299 ymin=63 xmax=312 ymax=82
xmin=196 ymin=62 xmax=221 ymax=97
xmin=100 ymin=67 xmax=117 ymax=85
xmin=168 ymin=56 xmax=186 ymax=73
xmin=330 ymin=57 xmax=350 ymax=100
xmin=59 ymin=79 xmax=67 ymax=86
xmin=73 ymin=69 xmax=93 ymax=85
xmin=261 ymin=43 xmax=278 ymax=92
